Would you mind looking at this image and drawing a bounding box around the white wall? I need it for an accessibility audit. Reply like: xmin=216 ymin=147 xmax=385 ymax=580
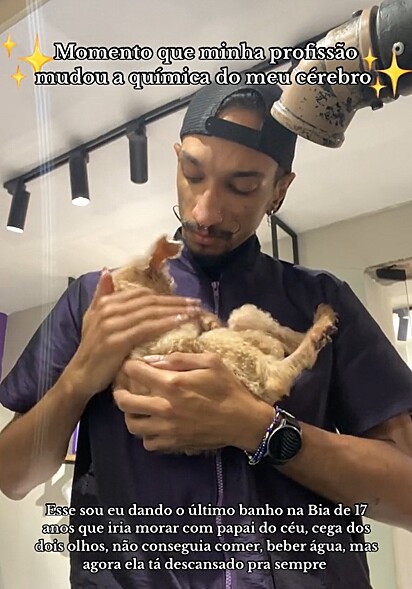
xmin=364 ymin=276 xmax=412 ymax=589
xmin=274 ymin=201 xmax=412 ymax=589
xmin=297 ymin=201 xmax=412 ymax=303
xmin=0 ymin=303 xmax=72 ymax=589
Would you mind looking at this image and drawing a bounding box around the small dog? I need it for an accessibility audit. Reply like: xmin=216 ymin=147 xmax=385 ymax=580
xmin=111 ymin=236 xmax=338 ymax=406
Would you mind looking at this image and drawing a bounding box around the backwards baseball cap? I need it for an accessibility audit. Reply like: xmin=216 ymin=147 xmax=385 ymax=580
xmin=180 ymin=78 xmax=297 ymax=172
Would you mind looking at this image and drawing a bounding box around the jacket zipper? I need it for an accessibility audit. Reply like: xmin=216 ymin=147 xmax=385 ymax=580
xmin=211 ymin=280 xmax=220 ymax=315
xmin=211 ymin=281 xmax=232 ymax=589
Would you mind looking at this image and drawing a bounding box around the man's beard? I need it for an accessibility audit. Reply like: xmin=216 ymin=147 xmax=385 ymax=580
xmin=191 ymin=247 xmax=233 ymax=269
xmin=183 ymin=222 xmax=238 ymax=266
xmin=173 ymin=206 xmax=241 ymax=268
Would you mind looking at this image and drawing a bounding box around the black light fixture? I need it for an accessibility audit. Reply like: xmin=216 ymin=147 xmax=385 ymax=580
xmin=127 ymin=126 xmax=148 ymax=184
xmin=6 ymin=181 xmax=30 ymax=233
xmin=376 ymin=266 xmax=407 ymax=281
xmin=69 ymin=151 xmax=90 ymax=206
xmin=3 ymin=57 xmax=296 ymax=231
xmin=3 ymin=48 xmax=313 ymax=231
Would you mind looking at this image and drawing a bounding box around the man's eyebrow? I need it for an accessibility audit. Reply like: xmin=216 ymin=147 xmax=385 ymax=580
xmin=231 ymin=171 xmax=264 ymax=179
xmin=180 ymin=151 xmax=263 ymax=179
xmin=180 ymin=150 xmax=202 ymax=166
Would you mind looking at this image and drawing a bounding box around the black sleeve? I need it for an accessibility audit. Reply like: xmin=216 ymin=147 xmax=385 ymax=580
xmin=0 ymin=273 xmax=97 ymax=414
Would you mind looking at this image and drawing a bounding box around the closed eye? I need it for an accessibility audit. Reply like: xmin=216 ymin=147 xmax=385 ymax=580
xmin=185 ymin=176 xmax=203 ymax=184
xmin=228 ymin=184 xmax=258 ymax=195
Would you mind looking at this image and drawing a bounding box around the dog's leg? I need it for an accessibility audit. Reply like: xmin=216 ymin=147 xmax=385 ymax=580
xmin=130 ymin=311 xmax=220 ymax=359
xmin=261 ymin=304 xmax=338 ymax=404
xmin=231 ymin=329 xmax=285 ymax=360
xmin=148 ymin=335 xmax=201 ymax=355
xmin=228 ymin=304 xmax=305 ymax=355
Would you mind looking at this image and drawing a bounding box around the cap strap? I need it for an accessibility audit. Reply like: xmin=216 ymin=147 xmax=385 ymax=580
xmin=205 ymin=116 xmax=262 ymax=151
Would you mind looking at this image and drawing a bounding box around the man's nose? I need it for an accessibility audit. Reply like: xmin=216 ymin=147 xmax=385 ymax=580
xmin=192 ymin=186 xmax=223 ymax=227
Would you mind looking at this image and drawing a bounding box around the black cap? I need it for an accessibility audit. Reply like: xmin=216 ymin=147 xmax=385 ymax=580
xmin=180 ymin=79 xmax=297 ymax=172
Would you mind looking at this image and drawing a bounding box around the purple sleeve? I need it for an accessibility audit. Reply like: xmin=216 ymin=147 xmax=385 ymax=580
xmin=0 ymin=273 xmax=98 ymax=414
xmin=331 ymin=281 xmax=412 ymax=435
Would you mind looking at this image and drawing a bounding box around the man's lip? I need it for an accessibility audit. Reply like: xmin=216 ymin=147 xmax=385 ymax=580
xmin=190 ymin=232 xmax=221 ymax=245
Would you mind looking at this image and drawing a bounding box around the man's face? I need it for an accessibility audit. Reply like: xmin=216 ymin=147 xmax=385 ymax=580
xmin=174 ymin=107 xmax=295 ymax=258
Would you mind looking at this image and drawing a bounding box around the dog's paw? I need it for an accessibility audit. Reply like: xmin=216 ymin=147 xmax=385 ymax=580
xmin=198 ymin=312 xmax=222 ymax=332
xmin=311 ymin=305 xmax=338 ymax=350
xmin=314 ymin=303 xmax=338 ymax=325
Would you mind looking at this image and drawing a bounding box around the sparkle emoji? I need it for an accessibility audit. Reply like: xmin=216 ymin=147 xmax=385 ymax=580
xmin=2 ymin=33 xmax=16 ymax=57
xmin=19 ymin=33 xmax=53 ymax=73
xmin=377 ymin=49 xmax=412 ymax=96
xmin=11 ymin=65 xmax=26 ymax=88
xmin=371 ymin=75 xmax=386 ymax=99
xmin=364 ymin=48 xmax=377 ymax=71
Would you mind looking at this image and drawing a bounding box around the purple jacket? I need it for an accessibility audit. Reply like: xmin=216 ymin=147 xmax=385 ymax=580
xmin=2 ymin=235 xmax=412 ymax=589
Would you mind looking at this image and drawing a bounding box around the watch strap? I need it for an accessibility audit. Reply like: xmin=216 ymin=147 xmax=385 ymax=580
xmin=244 ymin=408 xmax=280 ymax=466
xmin=264 ymin=409 xmax=302 ymax=465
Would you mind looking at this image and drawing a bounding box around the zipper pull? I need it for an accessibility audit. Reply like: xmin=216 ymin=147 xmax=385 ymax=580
xmin=211 ymin=281 xmax=220 ymax=315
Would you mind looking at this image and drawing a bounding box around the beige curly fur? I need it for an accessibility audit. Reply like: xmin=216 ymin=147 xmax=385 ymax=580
xmin=112 ymin=235 xmax=338 ymax=406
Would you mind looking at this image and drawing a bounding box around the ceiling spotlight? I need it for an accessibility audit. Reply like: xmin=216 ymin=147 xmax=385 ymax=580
xmin=69 ymin=151 xmax=90 ymax=206
xmin=6 ymin=182 xmax=30 ymax=233
xmin=127 ymin=126 xmax=148 ymax=184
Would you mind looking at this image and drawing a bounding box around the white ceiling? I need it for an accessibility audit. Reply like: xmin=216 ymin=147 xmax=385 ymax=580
xmin=1 ymin=0 xmax=412 ymax=314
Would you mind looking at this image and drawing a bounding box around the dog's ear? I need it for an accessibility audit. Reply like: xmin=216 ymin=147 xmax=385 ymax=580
xmin=148 ymin=236 xmax=182 ymax=273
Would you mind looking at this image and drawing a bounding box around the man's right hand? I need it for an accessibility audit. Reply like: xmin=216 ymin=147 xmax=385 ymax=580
xmin=66 ymin=269 xmax=202 ymax=399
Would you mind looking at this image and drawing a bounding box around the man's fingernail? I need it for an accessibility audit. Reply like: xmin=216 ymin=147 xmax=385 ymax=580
xmin=175 ymin=313 xmax=190 ymax=324
xmin=143 ymin=355 xmax=165 ymax=363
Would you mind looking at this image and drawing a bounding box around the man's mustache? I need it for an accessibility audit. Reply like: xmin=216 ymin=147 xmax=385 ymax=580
xmin=173 ymin=206 xmax=240 ymax=240
xmin=182 ymin=220 xmax=239 ymax=241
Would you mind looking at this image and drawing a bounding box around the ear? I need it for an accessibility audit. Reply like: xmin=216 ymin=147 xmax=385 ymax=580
xmin=148 ymin=236 xmax=182 ymax=273
xmin=173 ymin=143 xmax=182 ymax=159
xmin=269 ymin=172 xmax=296 ymax=214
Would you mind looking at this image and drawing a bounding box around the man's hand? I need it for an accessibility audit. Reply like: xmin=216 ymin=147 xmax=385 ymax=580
xmin=66 ymin=271 xmax=202 ymax=400
xmin=113 ymin=352 xmax=275 ymax=453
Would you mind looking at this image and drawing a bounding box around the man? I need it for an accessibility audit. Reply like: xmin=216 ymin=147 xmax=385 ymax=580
xmin=1 ymin=81 xmax=412 ymax=589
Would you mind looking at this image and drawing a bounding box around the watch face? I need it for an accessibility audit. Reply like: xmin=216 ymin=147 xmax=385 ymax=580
xmin=268 ymin=426 xmax=302 ymax=464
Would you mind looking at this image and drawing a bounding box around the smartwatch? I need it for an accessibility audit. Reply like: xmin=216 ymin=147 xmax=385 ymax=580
xmin=263 ymin=408 xmax=302 ymax=465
